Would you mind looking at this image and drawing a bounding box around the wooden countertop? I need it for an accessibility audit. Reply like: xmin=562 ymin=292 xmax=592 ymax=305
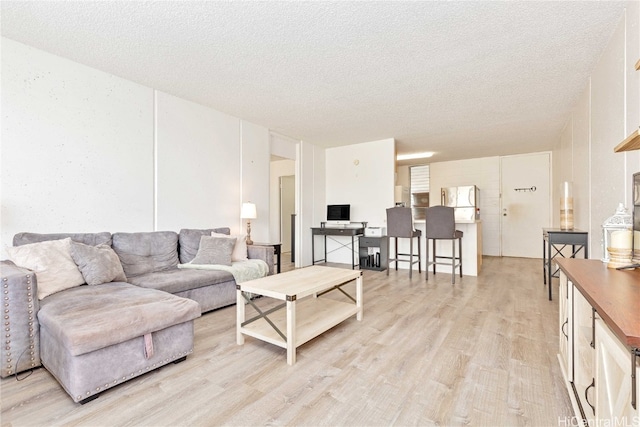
xmin=557 ymin=258 xmax=640 ymax=348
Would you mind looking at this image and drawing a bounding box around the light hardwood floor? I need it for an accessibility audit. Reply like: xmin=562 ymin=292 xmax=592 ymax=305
xmin=1 ymin=256 xmax=572 ymax=426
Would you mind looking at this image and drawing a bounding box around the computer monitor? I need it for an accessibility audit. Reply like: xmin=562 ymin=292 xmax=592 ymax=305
xmin=327 ymin=204 xmax=350 ymax=225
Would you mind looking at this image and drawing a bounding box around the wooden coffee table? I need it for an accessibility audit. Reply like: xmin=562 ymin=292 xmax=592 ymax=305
xmin=236 ymin=265 xmax=363 ymax=364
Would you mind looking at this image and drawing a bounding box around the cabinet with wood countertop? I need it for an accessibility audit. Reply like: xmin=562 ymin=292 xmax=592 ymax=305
xmin=557 ymin=258 xmax=640 ymax=426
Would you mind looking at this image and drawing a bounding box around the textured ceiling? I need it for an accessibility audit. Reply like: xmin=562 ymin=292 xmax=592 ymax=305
xmin=0 ymin=1 xmax=626 ymax=163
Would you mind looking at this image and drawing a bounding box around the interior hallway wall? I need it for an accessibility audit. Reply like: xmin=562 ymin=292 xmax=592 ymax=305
xmin=298 ymin=141 xmax=325 ymax=267
xmin=555 ymin=3 xmax=640 ymax=260
xmin=269 ymin=159 xmax=296 ymax=249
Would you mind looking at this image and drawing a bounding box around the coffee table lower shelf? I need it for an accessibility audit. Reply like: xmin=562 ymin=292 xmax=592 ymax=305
xmin=239 ymin=297 xmax=359 ymax=353
xmin=237 ymin=265 xmax=363 ymax=365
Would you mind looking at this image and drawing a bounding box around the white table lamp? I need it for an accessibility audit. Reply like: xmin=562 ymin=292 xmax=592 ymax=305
xmin=241 ymin=202 xmax=257 ymax=245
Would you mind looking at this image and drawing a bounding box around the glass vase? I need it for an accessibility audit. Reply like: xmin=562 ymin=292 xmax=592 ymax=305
xmin=560 ymin=181 xmax=574 ymax=230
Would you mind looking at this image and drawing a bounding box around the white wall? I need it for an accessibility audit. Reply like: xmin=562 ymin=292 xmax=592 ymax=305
xmin=240 ymin=120 xmax=271 ymax=242
xmin=323 ymin=138 xmax=395 ymax=264
xmin=155 ymin=91 xmax=240 ymax=232
xmin=590 ymin=15 xmax=626 ymax=259
xmin=625 ymin=2 xmax=640 ymax=204
xmin=270 ymin=132 xmax=298 ymax=160
xmin=326 ymin=138 xmax=395 ymax=226
xmin=573 ymin=88 xmax=592 ymax=234
xmin=396 ymin=165 xmax=410 ymax=187
xmin=298 ymin=141 xmax=325 ymax=267
xmin=555 ymin=3 xmax=640 ymax=260
xmin=1 ymin=38 xmax=287 ymax=256
xmin=429 ymin=157 xmax=501 ymax=256
xmin=1 ymin=38 xmax=154 ymax=254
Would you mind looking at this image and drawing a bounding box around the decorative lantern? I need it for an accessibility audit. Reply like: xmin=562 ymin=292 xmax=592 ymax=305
xmin=601 ymin=203 xmax=633 ymax=268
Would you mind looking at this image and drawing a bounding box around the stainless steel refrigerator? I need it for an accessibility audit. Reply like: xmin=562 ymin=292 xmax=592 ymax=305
xmin=440 ymin=185 xmax=480 ymax=222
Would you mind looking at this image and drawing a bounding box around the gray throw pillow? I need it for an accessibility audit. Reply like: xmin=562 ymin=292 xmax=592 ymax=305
xmin=190 ymin=236 xmax=236 ymax=266
xmin=70 ymin=241 xmax=127 ymax=285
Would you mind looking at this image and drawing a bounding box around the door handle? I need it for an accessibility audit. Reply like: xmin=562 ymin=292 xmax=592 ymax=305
xmin=503 ymin=208 xmax=507 ymax=217
xmin=585 ymin=378 xmax=595 ymax=415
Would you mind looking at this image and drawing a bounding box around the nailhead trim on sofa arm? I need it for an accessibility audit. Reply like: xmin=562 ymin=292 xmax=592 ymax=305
xmin=0 ymin=261 xmax=41 ymax=378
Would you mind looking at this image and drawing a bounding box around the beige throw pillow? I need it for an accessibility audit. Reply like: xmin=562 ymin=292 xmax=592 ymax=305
xmin=6 ymin=237 xmax=85 ymax=299
xmin=211 ymin=232 xmax=248 ymax=262
xmin=69 ymin=241 xmax=127 ymax=285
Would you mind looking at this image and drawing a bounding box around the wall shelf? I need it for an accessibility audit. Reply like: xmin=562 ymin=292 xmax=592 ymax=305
xmin=614 ymin=128 xmax=640 ymax=152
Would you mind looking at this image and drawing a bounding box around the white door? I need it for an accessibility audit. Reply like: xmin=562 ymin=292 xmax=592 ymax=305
xmin=280 ymin=175 xmax=295 ymax=253
xmin=501 ymin=153 xmax=551 ymax=258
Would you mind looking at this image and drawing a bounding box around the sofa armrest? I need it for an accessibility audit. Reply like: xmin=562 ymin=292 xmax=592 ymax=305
xmin=247 ymin=246 xmax=275 ymax=275
xmin=0 ymin=260 xmax=41 ymax=377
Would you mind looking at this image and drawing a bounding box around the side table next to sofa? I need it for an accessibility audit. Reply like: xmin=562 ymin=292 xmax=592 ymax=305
xmin=251 ymin=242 xmax=282 ymax=273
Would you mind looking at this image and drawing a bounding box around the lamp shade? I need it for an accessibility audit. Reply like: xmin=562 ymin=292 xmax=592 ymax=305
xmin=241 ymin=202 xmax=257 ymax=219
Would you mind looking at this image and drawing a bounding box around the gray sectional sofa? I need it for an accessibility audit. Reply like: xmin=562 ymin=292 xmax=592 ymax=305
xmin=0 ymin=228 xmax=274 ymax=403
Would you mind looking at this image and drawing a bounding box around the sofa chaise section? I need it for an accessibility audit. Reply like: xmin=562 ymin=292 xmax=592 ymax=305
xmin=38 ymin=282 xmax=200 ymax=403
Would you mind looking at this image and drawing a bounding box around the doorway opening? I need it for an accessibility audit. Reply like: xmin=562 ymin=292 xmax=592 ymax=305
xmin=270 ymin=156 xmax=296 ymax=269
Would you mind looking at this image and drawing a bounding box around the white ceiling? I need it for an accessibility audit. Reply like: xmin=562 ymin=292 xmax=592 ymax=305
xmin=0 ymin=1 xmax=626 ymax=164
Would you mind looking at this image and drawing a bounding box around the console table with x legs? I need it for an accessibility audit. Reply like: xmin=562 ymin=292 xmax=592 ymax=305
xmin=543 ymin=228 xmax=589 ymax=301
xmin=311 ymin=225 xmax=365 ymax=269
